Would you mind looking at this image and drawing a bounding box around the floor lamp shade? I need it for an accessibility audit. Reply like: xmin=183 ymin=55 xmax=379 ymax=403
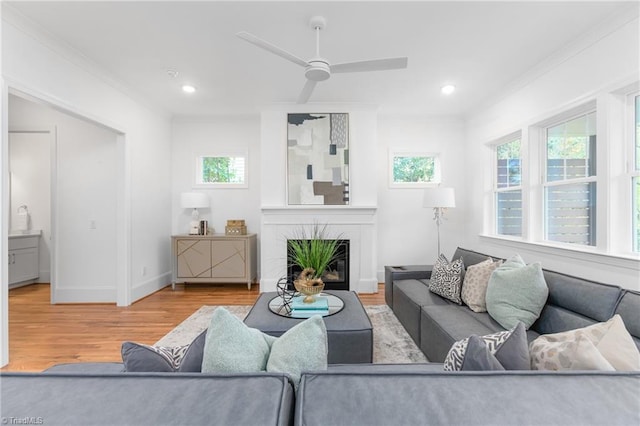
xmin=423 ymin=187 xmax=455 ymax=256
xmin=422 ymin=187 xmax=456 ymax=209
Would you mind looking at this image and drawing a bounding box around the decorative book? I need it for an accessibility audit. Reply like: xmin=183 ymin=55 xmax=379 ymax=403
xmin=291 ymin=295 xmax=329 ymax=310
xmin=291 ymin=309 xmax=329 ymax=318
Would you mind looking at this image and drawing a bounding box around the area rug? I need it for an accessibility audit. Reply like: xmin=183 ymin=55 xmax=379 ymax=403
xmin=155 ymin=304 xmax=427 ymax=364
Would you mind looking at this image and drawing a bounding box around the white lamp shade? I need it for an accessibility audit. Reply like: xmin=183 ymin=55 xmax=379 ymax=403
xmin=180 ymin=192 xmax=209 ymax=209
xmin=423 ymin=187 xmax=456 ymax=208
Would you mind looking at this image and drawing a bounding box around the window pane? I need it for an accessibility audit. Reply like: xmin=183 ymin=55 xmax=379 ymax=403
xmin=496 ymin=139 xmax=521 ymax=188
xmin=496 ymin=190 xmax=522 ymax=236
xmin=392 ymin=155 xmax=436 ymax=183
xmin=545 ymin=182 xmax=596 ymax=246
xmin=634 ymin=178 xmax=640 ymax=251
xmin=201 ymin=156 xmax=245 ymax=184
xmin=636 ymin=95 xmax=640 ymax=171
xmin=546 ymin=112 xmax=596 ymax=182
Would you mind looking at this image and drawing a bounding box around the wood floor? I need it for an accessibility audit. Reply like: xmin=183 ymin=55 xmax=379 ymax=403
xmin=1 ymin=282 xmax=385 ymax=372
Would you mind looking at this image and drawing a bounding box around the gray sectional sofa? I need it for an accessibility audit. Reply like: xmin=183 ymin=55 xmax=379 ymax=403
xmin=2 ymin=246 xmax=639 ymax=425
xmin=386 ymin=247 xmax=640 ymax=362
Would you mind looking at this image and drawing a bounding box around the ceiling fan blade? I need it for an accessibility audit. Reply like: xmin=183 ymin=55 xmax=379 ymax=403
xmin=236 ymin=31 xmax=309 ymax=68
xmin=297 ymin=80 xmax=317 ymax=104
xmin=331 ymin=57 xmax=408 ymax=73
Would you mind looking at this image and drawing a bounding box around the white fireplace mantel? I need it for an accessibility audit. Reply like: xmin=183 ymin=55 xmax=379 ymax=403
xmin=260 ymin=206 xmax=378 ymax=294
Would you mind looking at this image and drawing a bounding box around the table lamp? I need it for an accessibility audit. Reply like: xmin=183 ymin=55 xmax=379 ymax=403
xmin=180 ymin=192 xmax=209 ymax=235
xmin=423 ymin=187 xmax=455 ymax=255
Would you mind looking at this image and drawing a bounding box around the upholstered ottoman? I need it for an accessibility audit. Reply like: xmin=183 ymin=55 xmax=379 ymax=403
xmin=244 ymin=290 xmax=373 ymax=364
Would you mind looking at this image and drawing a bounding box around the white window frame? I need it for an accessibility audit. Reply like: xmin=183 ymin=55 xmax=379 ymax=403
xmin=388 ymin=150 xmax=441 ymax=188
xmin=492 ymin=133 xmax=523 ymax=238
xmin=628 ymin=91 xmax=640 ymax=252
xmin=541 ymin=109 xmax=597 ymax=246
xmin=193 ymin=151 xmax=248 ymax=189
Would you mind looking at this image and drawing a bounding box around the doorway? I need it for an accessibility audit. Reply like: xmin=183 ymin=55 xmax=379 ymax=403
xmin=8 ymin=129 xmax=55 ymax=301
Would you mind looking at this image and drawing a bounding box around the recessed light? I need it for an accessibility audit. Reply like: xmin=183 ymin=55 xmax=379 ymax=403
xmin=182 ymin=84 xmax=196 ymax=93
xmin=441 ymin=84 xmax=456 ymax=95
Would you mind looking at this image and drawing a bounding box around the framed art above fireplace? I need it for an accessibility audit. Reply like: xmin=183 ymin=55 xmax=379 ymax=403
xmin=287 ymin=113 xmax=349 ymax=205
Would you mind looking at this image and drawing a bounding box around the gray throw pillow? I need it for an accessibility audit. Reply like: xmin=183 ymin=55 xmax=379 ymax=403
xmin=121 ymin=341 xmax=189 ymax=372
xmin=461 ymin=336 xmax=506 ymax=371
xmin=443 ymin=322 xmax=530 ymax=371
xmin=429 ymin=254 xmax=465 ymax=304
xmin=178 ymin=329 xmax=207 ymax=372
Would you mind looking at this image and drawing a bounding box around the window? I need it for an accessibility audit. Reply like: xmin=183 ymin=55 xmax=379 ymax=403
xmin=633 ymin=94 xmax=640 ymax=251
xmin=544 ymin=111 xmax=596 ymax=246
xmin=389 ymin=151 xmax=441 ymax=188
xmin=195 ymin=154 xmax=247 ymax=188
xmin=494 ymin=137 xmax=522 ymax=236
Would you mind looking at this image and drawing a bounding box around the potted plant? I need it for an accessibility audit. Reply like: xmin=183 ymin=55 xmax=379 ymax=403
xmin=287 ymin=223 xmax=341 ymax=302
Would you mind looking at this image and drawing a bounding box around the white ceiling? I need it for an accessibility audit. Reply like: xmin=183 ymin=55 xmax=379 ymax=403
xmin=4 ymin=1 xmax=636 ymax=117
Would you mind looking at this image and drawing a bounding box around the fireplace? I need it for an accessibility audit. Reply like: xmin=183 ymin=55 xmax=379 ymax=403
xmin=287 ymin=239 xmax=350 ymax=291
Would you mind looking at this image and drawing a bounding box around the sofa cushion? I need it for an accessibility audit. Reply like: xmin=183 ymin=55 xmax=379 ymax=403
xmin=452 ymin=247 xmax=503 ymax=268
xmin=541 ymin=270 xmax=622 ymax=325
xmin=530 ymin=314 xmax=640 ymax=371
xmin=486 ymin=254 xmax=548 ymax=329
xmin=420 ymin=305 xmax=497 ymax=362
xmin=615 ymin=290 xmax=640 ymax=350
xmin=461 ymin=257 xmax=502 ymax=312
xmin=429 ymin=254 xmax=464 ymax=304
xmin=1 ymin=372 xmax=295 ymax=426
xmin=444 ymin=322 xmax=529 ymax=371
xmin=296 ymin=370 xmax=640 ymax=426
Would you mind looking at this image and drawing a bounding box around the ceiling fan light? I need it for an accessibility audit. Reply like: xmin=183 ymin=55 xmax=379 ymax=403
xmin=441 ymin=84 xmax=456 ymax=95
xmin=182 ymin=84 xmax=196 ymax=93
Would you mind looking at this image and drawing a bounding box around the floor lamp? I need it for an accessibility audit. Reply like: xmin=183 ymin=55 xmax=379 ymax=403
xmin=423 ymin=187 xmax=456 ymax=256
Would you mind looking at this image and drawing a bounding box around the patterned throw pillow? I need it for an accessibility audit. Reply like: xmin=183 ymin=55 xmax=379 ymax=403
xmin=121 ymin=329 xmax=206 ymax=372
xmin=443 ymin=322 xmax=530 ymax=371
xmin=121 ymin=342 xmax=190 ymax=372
xmin=461 ymin=257 xmax=503 ymax=312
xmin=429 ymin=254 xmax=465 ymax=304
xmin=529 ymin=314 xmax=640 ymax=371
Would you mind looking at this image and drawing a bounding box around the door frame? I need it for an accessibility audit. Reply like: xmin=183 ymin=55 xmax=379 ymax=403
xmin=1 ymin=85 xmax=131 ymax=366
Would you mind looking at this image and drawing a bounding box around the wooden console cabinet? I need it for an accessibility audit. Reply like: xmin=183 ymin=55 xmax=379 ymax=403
xmin=171 ymin=234 xmax=257 ymax=289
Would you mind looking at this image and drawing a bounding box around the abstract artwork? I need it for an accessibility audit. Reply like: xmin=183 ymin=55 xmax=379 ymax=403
xmin=287 ymin=113 xmax=349 ymax=205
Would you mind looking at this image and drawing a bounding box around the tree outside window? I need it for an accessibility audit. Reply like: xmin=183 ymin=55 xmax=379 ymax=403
xmin=389 ymin=152 xmax=441 ymax=188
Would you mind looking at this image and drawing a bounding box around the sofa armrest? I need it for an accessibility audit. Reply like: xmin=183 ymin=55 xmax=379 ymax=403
xmin=384 ymin=265 xmax=433 ymax=307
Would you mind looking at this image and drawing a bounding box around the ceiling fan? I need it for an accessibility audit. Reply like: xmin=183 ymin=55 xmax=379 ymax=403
xmin=236 ymin=16 xmax=408 ymax=104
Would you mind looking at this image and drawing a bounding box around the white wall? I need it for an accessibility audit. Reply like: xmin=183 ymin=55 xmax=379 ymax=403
xmin=2 ymin=12 xmax=173 ymax=307
xmin=377 ymin=115 xmax=466 ymax=277
xmin=8 ymin=128 xmax=51 ymax=283
xmin=9 ymin=95 xmax=120 ymax=299
xmin=171 ymin=116 xmax=261 ymax=236
xmin=465 ymin=15 xmax=640 ymax=289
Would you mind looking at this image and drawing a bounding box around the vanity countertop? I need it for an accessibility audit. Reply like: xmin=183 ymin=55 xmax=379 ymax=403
xmin=9 ymin=230 xmax=41 ymax=239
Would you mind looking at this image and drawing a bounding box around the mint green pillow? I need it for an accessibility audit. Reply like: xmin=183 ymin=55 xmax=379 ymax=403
xmin=201 ymin=307 xmax=328 ymax=386
xmin=201 ymin=307 xmax=273 ymax=373
xmin=267 ymin=315 xmax=328 ymax=385
xmin=485 ymin=254 xmax=549 ymax=330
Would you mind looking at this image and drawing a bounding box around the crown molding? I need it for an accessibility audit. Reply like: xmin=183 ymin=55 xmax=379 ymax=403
xmin=465 ymin=3 xmax=639 ymax=120
xmin=1 ymin=3 xmax=172 ymax=121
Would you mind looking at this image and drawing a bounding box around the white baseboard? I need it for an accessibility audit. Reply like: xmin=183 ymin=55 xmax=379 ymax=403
xmin=53 ymin=287 xmax=117 ymax=303
xmin=131 ymin=272 xmax=172 ymax=303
